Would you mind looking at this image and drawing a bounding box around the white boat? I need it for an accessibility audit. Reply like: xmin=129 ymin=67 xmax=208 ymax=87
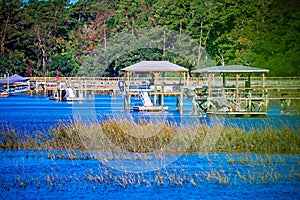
xmin=64 ymin=88 xmax=85 ymax=101
xmin=0 ymin=91 xmax=9 ymax=98
xmin=49 ymin=93 xmax=60 ymax=100
xmin=14 ymin=85 xmax=29 ymax=93
xmin=0 ymin=87 xmax=15 ymax=97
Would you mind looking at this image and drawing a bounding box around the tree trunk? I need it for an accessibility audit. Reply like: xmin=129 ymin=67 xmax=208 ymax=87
xmin=104 ymin=19 xmax=107 ymax=52
xmin=197 ymin=21 xmax=203 ymax=68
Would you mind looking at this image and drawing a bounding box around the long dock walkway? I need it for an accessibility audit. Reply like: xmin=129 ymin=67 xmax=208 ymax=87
xmin=27 ymin=76 xmax=300 ymax=116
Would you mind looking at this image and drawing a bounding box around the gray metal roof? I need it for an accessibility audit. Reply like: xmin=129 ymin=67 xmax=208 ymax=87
xmin=191 ymin=65 xmax=269 ymax=74
xmin=122 ymin=61 xmax=189 ymax=72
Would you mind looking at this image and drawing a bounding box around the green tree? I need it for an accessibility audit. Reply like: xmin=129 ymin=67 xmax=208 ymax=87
xmin=231 ymin=0 xmax=300 ymax=76
xmin=21 ymin=0 xmax=71 ymax=76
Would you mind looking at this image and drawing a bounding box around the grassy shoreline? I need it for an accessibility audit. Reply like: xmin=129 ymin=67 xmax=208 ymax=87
xmin=1 ymin=118 xmax=299 ymax=155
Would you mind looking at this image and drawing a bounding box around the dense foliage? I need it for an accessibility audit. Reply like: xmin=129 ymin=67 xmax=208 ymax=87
xmin=0 ymin=0 xmax=299 ymax=77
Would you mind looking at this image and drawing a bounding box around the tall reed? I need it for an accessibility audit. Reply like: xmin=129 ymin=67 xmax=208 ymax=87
xmin=1 ymin=118 xmax=299 ymax=154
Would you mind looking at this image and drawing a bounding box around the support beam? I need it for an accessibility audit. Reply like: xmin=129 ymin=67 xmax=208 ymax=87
xmin=180 ymin=88 xmax=184 ymax=115
xmin=195 ymin=74 xmax=199 ymax=88
xmin=262 ymin=72 xmax=265 ymax=97
xmin=153 ymin=72 xmax=160 ymax=106
xmin=207 ymin=73 xmax=211 ymax=98
xmin=247 ymin=73 xmax=251 ymax=88
xmin=287 ymin=99 xmax=291 ymax=116
xmin=235 ymin=73 xmax=239 ymax=97
xmin=280 ymin=100 xmax=285 ymax=116
xmin=222 ymin=73 xmax=226 ymax=87
xmin=161 ymin=83 xmax=164 ymax=111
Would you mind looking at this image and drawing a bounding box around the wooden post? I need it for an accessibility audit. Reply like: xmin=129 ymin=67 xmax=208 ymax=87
xmin=28 ymin=81 xmax=32 ymax=97
xmin=43 ymin=77 xmax=45 ymax=97
xmin=79 ymin=80 xmax=83 ymax=98
xmin=207 ymin=73 xmax=211 ymax=98
xmin=247 ymin=74 xmax=251 ymax=88
xmin=248 ymin=91 xmax=252 ymax=111
xmin=112 ymin=88 xmax=116 ymax=100
xmin=59 ymin=83 xmax=62 ymax=101
xmin=84 ymin=80 xmax=87 ymax=99
xmin=222 ymin=73 xmax=226 ymax=87
xmin=153 ymin=72 xmax=159 ymax=106
xmin=262 ymin=73 xmax=265 ymax=97
xmin=195 ymin=74 xmax=199 ymax=88
xmin=280 ymin=100 xmax=285 ymax=116
xmin=35 ymin=81 xmax=39 ymax=98
xmin=262 ymin=73 xmax=265 ymax=88
xmin=44 ymin=78 xmax=47 ymax=98
xmin=235 ymin=73 xmax=239 ymax=97
xmin=193 ymin=97 xmax=197 ymax=116
xmin=187 ymin=72 xmax=189 ymax=87
xmin=180 ymin=88 xmax=183 ymax=115
xmin=123 ymin=72 xmax=127 ymax=111
xmin=127 ymin=94 xmax=131 ymax=111
xmin=92 ymin=91 xmax=95 ymax=101
xmin=179 ymin=72 xmax=182 ymax=87
xmin=287 ymin=99 xmax=291 ymax=116
xmin=264 ymin=89 xmax=268 ymax=113
xmin=123 ymin=71 xmax=131 ymax=111
xmin=161 ymin=83 xmax=164 ymax=111
xmin=7 ymin=73 xmax=9 ymax=94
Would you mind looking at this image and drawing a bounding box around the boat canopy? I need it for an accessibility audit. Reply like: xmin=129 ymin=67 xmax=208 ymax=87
xmin=0 ymin=74 xmax=30 ymax=85
xmin=191 ymin=65 xmax=269 ymax=74
xmin=122 ymin=61 xmax=189 ymax=72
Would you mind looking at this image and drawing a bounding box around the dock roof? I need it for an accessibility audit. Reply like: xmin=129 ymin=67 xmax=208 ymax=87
xmin=191 ymin=65 xmax=269 ymax=74
xmin=0 ymin=74 xmax=30 ymax=85
xmin=122 ymin=61 xmax=189 ymax=72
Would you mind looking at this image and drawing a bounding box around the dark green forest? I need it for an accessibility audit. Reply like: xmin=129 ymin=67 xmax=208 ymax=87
xmin=0 ymin=0 xmax=299 ymax=77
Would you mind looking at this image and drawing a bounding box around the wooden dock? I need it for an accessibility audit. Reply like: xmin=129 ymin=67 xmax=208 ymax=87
xmin=23 ymin=76 xmax=300 ymax=116
xmin=190 ymin=66 xmax=300 ymax=117
xmin=133 ymin=106 xmax=169 ymax=112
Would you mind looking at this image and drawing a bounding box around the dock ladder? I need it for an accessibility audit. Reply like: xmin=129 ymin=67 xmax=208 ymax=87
xmin=139 ymin=91 xmax=153 ymax=107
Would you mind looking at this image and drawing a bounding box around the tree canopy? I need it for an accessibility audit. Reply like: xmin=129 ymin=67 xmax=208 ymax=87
xmin=0 ymin=0 xmax=299 ymax=77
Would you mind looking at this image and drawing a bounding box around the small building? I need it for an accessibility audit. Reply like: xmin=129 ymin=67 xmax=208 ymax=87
xmin=191 ymin=65 xmax=269 ymax=117
xmin=121 ymin=61 xmax=189 ymax=113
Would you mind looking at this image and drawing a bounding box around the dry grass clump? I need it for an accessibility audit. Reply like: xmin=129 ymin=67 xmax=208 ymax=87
xmin=0 ymin=129 xmax=49 ymax=150
xmin=1 ymin=119 xmax=299 ymax=154
xmin=101 ymin=118 xmax=179 ymax=153
xmin=211 ymin=126 xmax=300 ymax=154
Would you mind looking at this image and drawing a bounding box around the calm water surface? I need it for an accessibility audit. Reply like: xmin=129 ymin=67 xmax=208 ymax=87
xmin=0 ymin=94 xmax=299 ymax=133
xmin=0 ymin=94 xmax=299 ymax=199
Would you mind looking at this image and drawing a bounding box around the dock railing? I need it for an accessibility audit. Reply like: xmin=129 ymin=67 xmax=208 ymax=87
xmin=28 ymin=76 xmax=300 ymax=92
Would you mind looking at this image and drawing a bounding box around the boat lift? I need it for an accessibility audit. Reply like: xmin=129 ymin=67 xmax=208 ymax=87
xmin=121 ymin=61 xmax=188 ymax=113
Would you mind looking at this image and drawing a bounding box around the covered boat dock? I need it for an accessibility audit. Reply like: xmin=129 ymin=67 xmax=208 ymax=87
xmin=121 ymin=61 xmax=189 ymax=113
xmin=191 ymin=65 xmax=270 ymax=117
xmin=0 ymin=74 xmax=30 ymax=97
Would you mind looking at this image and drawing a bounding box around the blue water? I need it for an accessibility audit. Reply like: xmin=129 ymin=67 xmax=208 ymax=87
xmin=0 ymin=94 xmax=299 ymax=134
xmin=0 ymin=94 xmax=299 ymax=199
xmin=0 ymin=150 xmax=299 ymax=199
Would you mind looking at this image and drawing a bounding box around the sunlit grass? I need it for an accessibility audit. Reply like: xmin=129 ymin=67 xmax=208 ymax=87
xmin=1 ymin=118 xmax=299 ymax=154
xmin=0 ymin=116 xmax=299 ymax=190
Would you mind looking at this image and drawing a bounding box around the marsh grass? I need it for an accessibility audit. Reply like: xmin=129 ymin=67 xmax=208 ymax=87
xmin=1 ymin=152 xmax=299 ymax=191
xmin=1 ymin=118 xmax=299 ymax=155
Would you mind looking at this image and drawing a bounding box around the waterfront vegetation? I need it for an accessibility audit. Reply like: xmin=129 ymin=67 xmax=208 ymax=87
xmin=1 ymin=118 xmax=299 ymax=155
xmin=0 ymin=150 xmax=299 ymax=190
xmin=1 ymin=0 xmax=299 ymax=77
xmin=0 ymin=118 xmax=299 ymax=197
